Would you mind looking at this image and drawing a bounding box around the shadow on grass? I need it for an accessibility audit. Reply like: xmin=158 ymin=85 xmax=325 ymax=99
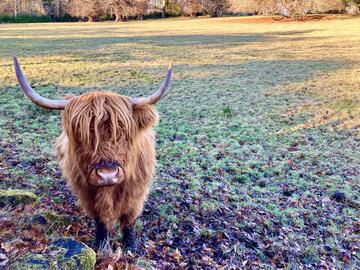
xmin=0 ymin=29 xmax=321 ymax=59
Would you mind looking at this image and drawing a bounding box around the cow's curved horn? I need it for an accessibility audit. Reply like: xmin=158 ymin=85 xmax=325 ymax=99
xmin=131 ymin=62 xmax=173 ymax=108
xmin=13 ymin=56 xmax=69 ymax=110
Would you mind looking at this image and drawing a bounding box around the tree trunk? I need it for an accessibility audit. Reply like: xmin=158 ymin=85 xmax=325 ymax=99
xmin=55 ymin=0 xmax=60 ymax=18
xmin=111 ymin=5 xmax=120 ymax=22
xmin=162 ymin=0 xmax=168 ymax=18
xmin=14 ymin=0 xmax=17 ymax=18
xmin=276 ymin=0 xmax=289 ymax=17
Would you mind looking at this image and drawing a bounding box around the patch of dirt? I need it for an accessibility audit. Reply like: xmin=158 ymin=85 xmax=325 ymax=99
xmin=222 ymin=15 xmax=337 ymax=24
xmin=273 ymin=15 xmax=328 ymax=22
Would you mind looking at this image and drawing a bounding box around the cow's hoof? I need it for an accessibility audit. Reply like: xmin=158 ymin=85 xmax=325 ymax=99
xmin=122 ymin=227 xmax=136 ymax=252
xmin=94 ymin=237 xmax=109 ymax=251
xmin=94 ymin=231 xmax=110 ymax=251
xmin=94 ymin=218 xmax=109 ymax=251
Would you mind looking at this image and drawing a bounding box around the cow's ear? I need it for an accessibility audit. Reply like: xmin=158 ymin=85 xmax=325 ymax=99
xmin=132 ymin=105 xmax=159 ymax=130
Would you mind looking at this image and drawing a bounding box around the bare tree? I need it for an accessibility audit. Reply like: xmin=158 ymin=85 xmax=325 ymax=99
xmin=343 ymin=0 xmax=360 ymax=14
xmin=14 ymin=0 xmax=19 ymax=17
xmin=134 ymin=0 xmax=149 ymax=19
xmin=43 ymin=0 xmax=69 ymax=18
xmin=187 ymin=0 xmax=204 ymax=16
xmin=64 ymin=0 xmax=86 ymax=19
xmin=101 ymin=0 xmax=149 ymax=21
xmin=84 ymin=0 xmax=104 ymax=21
xmin=253 ymin=0 xmax=311 ymax=17
xmin=66 ymin=0 xmax=107 ymax=21
xmin=279 ymin=0 xmax=312 ymax=17
xmin=203 ymin=0 xmax=230 ymax=16
xmin=182 ymin=0 xmax=229 ymax=16
xmin=107 ymin=0 xmax=137 ymax=21
xmin=0 ymin=0 xmax=46 ymax=17
xmin=0 ymin=0 xmax=354 ymax=20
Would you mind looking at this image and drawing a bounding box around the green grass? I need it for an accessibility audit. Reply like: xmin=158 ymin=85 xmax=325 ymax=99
xmin=0 ymin=16 xmax=359 ymax=269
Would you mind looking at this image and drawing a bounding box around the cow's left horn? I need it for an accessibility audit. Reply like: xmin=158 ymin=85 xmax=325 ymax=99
xmin=13 ymin=56 xmax=69 ymax=110
xmin=131 ymin=62 xmax=173 ymax=108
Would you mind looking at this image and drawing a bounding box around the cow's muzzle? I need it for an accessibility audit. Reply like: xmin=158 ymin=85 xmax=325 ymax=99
xmin=88 ymin=161 xmax=125 ymax=187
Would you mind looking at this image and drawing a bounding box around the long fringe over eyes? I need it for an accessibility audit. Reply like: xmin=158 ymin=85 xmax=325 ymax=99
xmin=63 ymin=92 xmax=137 ymax=157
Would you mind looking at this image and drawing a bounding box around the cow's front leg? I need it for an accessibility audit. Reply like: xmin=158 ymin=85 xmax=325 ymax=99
xmin=122 ymin=225 xmax=136 ymax=252
xmin=120 ymin=214 xmax=137 ymax=252
xmin=94 ymin=217 xmax=109 ymax=250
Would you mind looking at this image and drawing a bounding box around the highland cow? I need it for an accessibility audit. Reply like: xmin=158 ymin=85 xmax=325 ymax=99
xmin=13 ymin=56 xmax=173 ymax=251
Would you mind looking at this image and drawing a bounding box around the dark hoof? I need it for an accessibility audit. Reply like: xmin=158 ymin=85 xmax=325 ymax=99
xmin=94 ymin=218 xmax=109 ymax=251
xmin=94 ymin=235 xmax=109 ymax=251
xmin=123 ymin=227 xmax=137 ymax=252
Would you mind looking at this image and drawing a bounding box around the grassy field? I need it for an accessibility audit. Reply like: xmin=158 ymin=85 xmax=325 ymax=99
xmin=0 ymin=16 xmax=359 ymax=269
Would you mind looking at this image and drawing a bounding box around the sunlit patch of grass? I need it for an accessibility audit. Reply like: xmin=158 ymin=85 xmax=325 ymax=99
xmin=334 ymin=99 xmax=357 ymax=114
xmin=276 ymin=66 xmax=360 ymax=134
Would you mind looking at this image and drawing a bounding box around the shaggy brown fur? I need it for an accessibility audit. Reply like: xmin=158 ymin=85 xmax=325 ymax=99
xmin=55 ymin=91 xmax=159 ymax=229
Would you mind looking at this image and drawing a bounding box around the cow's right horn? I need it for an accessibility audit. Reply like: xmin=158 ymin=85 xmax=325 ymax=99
xmin=131 ymin=62 xmax=173 ymax=108
xmin=13 ymin=56 xmax=69 ymax=110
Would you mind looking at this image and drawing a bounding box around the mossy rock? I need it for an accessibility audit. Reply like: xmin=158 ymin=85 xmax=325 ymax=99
xmin=11 ymin=238 xmax=96 ymax=270
xmin=0 ymin=189 xmax=38 ymax=207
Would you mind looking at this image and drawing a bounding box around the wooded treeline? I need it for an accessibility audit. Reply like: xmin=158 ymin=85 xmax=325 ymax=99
xmin=0 ymin=0 xmax=359 ymax=22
